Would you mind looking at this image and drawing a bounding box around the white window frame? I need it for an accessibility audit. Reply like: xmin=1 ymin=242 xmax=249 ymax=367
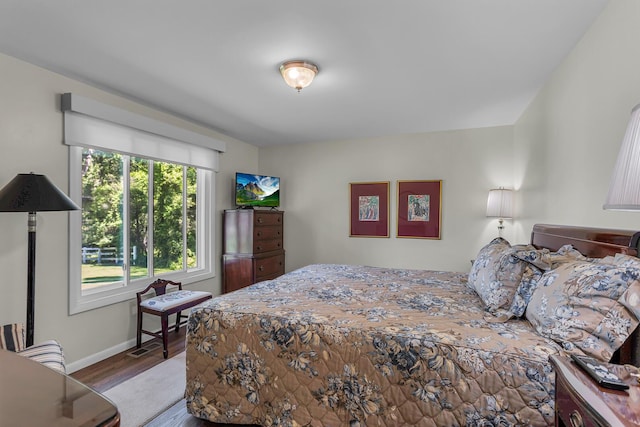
xmin=62 ymin=93 xmax=225 ymax=314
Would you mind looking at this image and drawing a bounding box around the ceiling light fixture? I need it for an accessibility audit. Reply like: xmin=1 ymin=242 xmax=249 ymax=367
xmin=279 ymin=60 xmax=319 ymax=92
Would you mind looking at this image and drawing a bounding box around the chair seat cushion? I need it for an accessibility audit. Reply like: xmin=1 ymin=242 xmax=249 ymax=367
xmin=140 ymin=290 xmax=212 ymax=312
xmin=18 ymin=340 xmax=66 ymax=374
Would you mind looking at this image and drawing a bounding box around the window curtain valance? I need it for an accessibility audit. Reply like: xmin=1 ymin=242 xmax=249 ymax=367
xmin=62 ymin=93 xmax=225 ymax=171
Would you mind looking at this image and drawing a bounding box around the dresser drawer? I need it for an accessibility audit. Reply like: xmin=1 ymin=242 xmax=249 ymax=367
xmin=254 ymin=211 xmax=283 ymax=226
xmin=253 ymin=237 xmax=283 ymax=253
xmin=556 ymin=375 xmax=600 ymax=427
xmin=254 ymin=254 xmax=285 ymax=281
xmin=254 ymin=224 xmax=282 ymax=240
xmin=253 ymin=224 xmax=283 ymax=253
xmin=553 ymin=358 xmax=611 ymax=427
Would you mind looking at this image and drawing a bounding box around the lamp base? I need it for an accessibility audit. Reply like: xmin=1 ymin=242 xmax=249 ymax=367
xmin=26 ymin=214 xmax=37 ymax=348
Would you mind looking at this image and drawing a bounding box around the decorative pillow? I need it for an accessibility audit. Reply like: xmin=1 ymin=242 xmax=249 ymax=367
xmin=506 ymin=263 xmax=544 ymax=318
xmin=513 ymin=244 xmax=586 ymax=271
xmin=468 ymin=238 xmax=537 ymax=314
xmin=17 ymin=339 xmax=66 ymax=373
xmin=0 ymin=323 xmax=25 ymax=352
xmin=508 ymin=244 xmax=587 ymax=317
xmin=525 ymin=260 xmax=640 ymax=361
xmin=598 ymin=253 xmax=640 ymax=269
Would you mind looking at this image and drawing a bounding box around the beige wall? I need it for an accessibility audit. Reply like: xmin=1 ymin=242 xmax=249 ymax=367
xmin=261 ymin=0 xmax=640 ymax=277
xmin=259 ymin=126 xmax=516 ymax=274
xmin=3 ymin=0 xmax=639 ymax=369
xmin=514 ymin=0 xmax=640 ymax=237
xmin=0 ymin=52 xmax=259 ymax=368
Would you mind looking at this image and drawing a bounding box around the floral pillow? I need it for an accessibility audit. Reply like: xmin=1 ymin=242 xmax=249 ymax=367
xmin=508 ymin=244 xmax=587 ymax=317
xmin=598 ymin=253 xmax=640 ymax=269
xmin=506 ymin=263 xmax=544 ymax=318
xmin=468 ymin=238 xmax=538 ymax=315
xmin=513 ymin=244 xmax=586 ymax=271
xmin=525 ymin=260 xmax=640 ymax=361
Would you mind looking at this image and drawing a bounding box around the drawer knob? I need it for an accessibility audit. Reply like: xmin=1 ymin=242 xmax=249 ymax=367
xmin=569 ymin=411 xmax=584 ymax=427
xmin=256 ymin=246 xmax=262 ymax=251
xmin=256 ymin=231 xmax=262 ymax=237
xmin=258 ymin=265 xmax=264 ymax=272
xmin=257 ymin=217 xmax=264 ymax=224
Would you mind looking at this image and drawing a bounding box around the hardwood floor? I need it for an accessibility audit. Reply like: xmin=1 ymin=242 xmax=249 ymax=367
xmin=71 ymin=328 xmax=253 ymax=427
xmin=71 ymin=330 xmax=186 ymax=393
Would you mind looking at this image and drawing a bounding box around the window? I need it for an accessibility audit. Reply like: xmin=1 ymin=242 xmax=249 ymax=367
xmin=63 ymin=93 xmax=225 ymax=314
xmin=81 ymin=149 xmax=201 ymax=290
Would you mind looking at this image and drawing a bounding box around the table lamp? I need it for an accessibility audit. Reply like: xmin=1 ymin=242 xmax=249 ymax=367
xmin=604 ymin=104 xmax=640 ymax=211
xmin=486 ymin=188 xmax=513 ymax=237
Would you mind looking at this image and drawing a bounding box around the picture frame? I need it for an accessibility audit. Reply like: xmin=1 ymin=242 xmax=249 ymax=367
xmin=349 ymin=181 xmax=390 ymax=237
xmin=397 ymin=180 xmax=442 ymax=239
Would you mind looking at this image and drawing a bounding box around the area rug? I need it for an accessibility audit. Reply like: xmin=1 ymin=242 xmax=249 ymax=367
xmin=103 ymin=351 xmax=186 ymax=427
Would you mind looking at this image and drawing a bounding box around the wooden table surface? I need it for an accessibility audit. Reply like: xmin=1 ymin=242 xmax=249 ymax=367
xmin=0 ymin=349 xmax=119 ymax=427
xmin=551 ymin=354 xmax=640 ymax=426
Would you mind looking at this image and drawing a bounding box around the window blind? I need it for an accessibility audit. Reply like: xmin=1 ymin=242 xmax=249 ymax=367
xmin=62 ymin=93 xmax=225 ymax=171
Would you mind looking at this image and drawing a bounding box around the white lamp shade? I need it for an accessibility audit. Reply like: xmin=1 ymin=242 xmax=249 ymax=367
xmin=604 ymin=104 xmax=640 ymax=210
xmin=486 ymin=188 xmax=513 ymax=218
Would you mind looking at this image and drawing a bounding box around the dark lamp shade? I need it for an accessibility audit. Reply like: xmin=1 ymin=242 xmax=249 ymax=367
xmin=0 ymin=173 xmax=79 ymax=212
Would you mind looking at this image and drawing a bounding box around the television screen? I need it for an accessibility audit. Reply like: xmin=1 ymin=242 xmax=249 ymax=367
xmin=235 ymin=172 xmax=280 ymax=207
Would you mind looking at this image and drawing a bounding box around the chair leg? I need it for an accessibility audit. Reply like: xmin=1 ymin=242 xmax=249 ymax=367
xmin=161 ymin=314 xmax=169 ymax=359
xmin=175 ymin=311 xmax=181 ymax=332
xmin=136 ymin=307 xmax=143 ymax=349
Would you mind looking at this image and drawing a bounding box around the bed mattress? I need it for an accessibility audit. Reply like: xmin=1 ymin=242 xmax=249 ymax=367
xmin=185 ymin=264 xmax=562 ymax=426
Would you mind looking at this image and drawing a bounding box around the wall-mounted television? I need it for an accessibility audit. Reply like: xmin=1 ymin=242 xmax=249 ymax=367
xmin=235 ymin=172 xmax=280 ymax=208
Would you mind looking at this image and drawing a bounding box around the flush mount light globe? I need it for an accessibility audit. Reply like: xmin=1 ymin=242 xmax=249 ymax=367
xmin=279 ymin=60 xmax=319 ymax=92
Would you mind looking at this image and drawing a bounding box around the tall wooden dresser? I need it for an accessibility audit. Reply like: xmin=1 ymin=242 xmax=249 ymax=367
xmin=222 ymin=209 xmax=285 ymax=293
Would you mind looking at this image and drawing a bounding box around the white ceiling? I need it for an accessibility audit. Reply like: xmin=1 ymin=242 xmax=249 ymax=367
xmin=0 ymin=1 xmax=608 ymax=147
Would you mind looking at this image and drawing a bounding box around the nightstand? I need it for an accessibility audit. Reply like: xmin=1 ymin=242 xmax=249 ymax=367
xmin=550 ymin=355 xmax=640 ymax=426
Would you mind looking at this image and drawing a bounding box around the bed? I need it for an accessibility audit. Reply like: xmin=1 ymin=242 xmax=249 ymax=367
xmin=185 ymin=224 xmax=640 ymax=426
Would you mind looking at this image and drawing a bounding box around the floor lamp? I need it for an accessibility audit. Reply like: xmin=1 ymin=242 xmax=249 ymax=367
xmin=0 ymin=173 xmax=78 ymax=347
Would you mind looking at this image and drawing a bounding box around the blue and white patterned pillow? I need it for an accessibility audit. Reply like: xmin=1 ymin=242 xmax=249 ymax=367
xmin=526 ymin=260 xmax=640 ymax=362
xmin=468 ymin=238 xmax=537 ymax=315
xmin=509 ymin=244 xmax=587 ymax=317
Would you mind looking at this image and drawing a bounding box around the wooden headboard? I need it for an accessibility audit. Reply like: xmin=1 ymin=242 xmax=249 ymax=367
xmin=531 ymin=223 xmax=640 ymax=258
xmin=530 ymin=224 xmax=640 ymax=365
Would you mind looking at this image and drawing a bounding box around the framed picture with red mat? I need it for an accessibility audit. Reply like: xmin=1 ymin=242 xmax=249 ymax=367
xmin=397 ymin=180 xmax=442 ymax=239
xmin=349 ymin=181 xmax=389 ymax=237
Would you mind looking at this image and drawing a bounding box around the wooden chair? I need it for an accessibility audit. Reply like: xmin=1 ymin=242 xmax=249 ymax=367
xmin=136 ymin=279 xmax=212 ymax=358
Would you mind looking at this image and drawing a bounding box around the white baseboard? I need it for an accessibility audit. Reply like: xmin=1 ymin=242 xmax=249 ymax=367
xmin=66 ymin=335 xmax=155 ymax=374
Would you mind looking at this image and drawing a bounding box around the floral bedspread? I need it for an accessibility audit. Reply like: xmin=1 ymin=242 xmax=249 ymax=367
xmin=185 ymin=264 xmax=562 ymax=426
